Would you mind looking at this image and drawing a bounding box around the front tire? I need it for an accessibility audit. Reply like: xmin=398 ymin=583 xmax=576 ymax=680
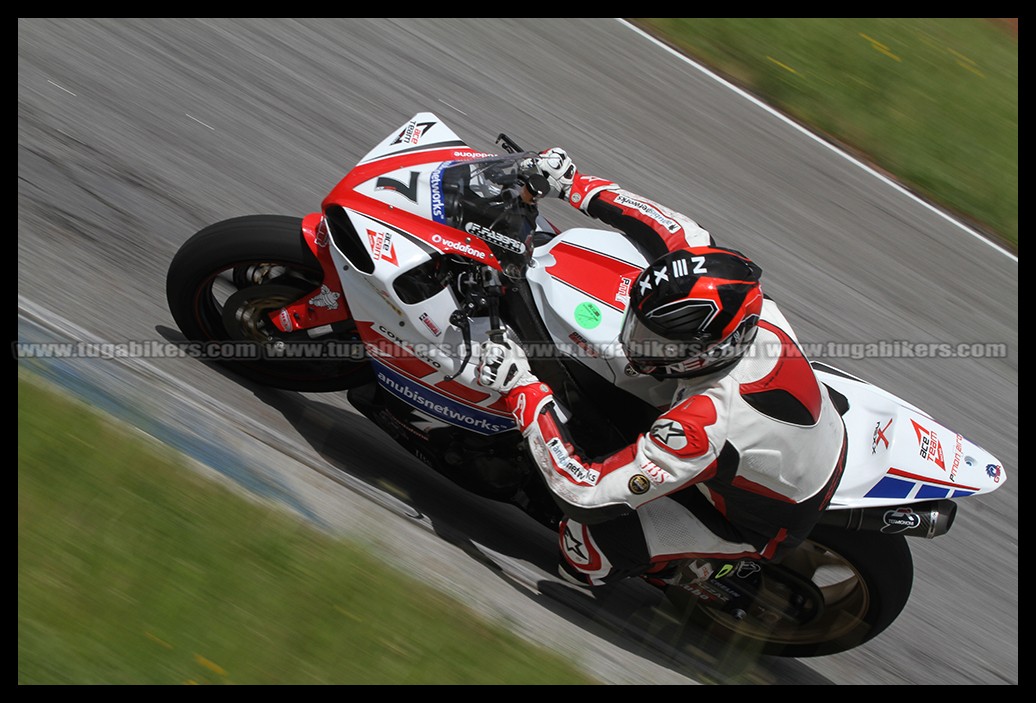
xmin=166 ymin=215 xmax=371 ymax=392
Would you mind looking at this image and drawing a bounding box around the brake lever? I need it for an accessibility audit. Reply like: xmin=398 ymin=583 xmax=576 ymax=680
xmin=483 ymin=270 xmax=507 ymax=344
xmin=496 ymin=133 xmax=524 ymax=154
xmin=443 ymin=308 xmax=473 ymax=382
xmin=443 ymin=267 xmax=509 ymax=381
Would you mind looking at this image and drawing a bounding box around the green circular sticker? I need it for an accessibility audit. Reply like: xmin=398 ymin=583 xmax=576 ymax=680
xmin=574 ymin=301 xmax=602 ymax=329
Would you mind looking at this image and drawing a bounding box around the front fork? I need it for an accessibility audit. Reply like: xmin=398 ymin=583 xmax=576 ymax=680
xmin=266 ymin=212 xmax=352 ymax=333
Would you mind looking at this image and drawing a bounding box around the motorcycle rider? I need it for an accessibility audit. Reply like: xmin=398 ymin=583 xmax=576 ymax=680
xmin=476 ymin=148 xmax=848 ymax=587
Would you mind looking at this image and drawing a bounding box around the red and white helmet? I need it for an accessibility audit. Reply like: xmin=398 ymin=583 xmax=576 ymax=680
xmin=620 ymin=246 xmax=763 ymax=378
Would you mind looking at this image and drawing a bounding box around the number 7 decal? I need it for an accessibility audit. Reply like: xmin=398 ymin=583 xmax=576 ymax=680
xmin=375 ymin=171 xmax=420 ymax=203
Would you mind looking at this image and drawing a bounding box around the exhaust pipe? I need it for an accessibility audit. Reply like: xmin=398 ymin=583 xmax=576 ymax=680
xmin=818 ymin=499 xmax=957 ymax=539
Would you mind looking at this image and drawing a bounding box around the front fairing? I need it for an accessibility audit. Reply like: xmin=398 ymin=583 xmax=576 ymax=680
xmin=305 ymin=112 xmax=551 ymax=435
xmin=322 ymin=112 xmax=540 ymax=270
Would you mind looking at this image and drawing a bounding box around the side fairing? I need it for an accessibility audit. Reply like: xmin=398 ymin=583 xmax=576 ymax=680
xmin=327 ymin=207 xmax=515 ymax=435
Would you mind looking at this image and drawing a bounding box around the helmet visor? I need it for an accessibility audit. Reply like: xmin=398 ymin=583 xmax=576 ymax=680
xmin=620 ymin=310 xmax=760 ymax=376
xmin=619 ymin=310 xmax=708 ymax=366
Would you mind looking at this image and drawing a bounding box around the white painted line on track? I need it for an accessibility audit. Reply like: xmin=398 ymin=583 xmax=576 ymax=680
xmin=615 ymin=18 xmax=1017 ymax=263
xmin=47 ymin=79 xmax=76 ymax=96
xmin=185 ymin=113 xmax=216 ymax=130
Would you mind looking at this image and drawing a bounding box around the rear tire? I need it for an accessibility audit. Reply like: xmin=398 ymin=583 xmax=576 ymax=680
xmin=675 ymin=526 xmax=913 ymax=657
xmin=166 ymin=215 xmax=371 ymax=392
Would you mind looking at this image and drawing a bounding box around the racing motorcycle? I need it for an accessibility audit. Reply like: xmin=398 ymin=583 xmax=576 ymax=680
xmin=165 ymin=112 xmax=1007 ymax=658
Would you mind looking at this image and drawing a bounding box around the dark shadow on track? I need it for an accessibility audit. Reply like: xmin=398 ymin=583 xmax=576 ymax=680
xmin=155 ymin=324 xmax=834 ymax=684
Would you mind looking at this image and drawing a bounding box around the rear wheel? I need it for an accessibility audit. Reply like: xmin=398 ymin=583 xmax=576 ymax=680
xmin=671 ymin=526 xmax=913 ymax=657
xmin=165 ymin=215 xmax=371 ymax=392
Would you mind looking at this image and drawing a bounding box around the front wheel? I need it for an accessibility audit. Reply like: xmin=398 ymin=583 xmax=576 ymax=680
xmin=669 ymin=526 xmax=913 ymax=658
xmin=166 ymin=215 xmax=371 ymax=392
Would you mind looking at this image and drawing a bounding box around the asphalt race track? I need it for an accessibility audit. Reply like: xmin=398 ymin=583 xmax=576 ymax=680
xmin=18 ymin=19 xmax=1018 ymax=685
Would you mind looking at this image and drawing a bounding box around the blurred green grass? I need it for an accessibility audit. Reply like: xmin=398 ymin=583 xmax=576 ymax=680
xmin=635 ymin=18 xmax=1017 ymax=251
xmin=18 ymin=372 xmax=598 ymax=684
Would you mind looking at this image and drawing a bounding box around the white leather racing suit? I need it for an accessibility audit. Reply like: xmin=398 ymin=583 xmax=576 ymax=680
xmin=502 ymin=174 xmax=848 ymax=586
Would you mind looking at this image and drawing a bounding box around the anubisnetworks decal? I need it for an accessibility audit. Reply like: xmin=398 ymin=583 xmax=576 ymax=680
xmin=429 ymin=162 xmax=453 ymax=225
xmin=370 ymin=359 xmax=515 ymax=435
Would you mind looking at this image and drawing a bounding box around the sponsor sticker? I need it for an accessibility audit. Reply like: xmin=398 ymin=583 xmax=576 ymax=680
xmin=882 ymin=507 xmax=921 ymax=534
xmin=562 ymin=524 xmax=589 ymax=563
xmin=648 ymin=420 xmax=686 ymax=452
xmin=567 ymin=331 xmax=599 ymax=358
xmin=392 ymin=119 xmax=436 ymax=146
xmin=308 ymin=284 xmax=341 ymax=310
xmin=430 ymin=163 xmax=450 ymax=223
xmin=872 ymin=418 xmax=892 ymax=453
xmin=371 ymin=359 xmax=513 ymax=435
xmin=366 ymin=229 xmax=398 ymax=265
xmin=628 ymin=474 xmax=650 ymax=494
xmin=948 ymin=433 xmax=963 ymax=482
xmin=911 ymin=419 xmax=946 ymax=470
xmin=315 ymin=219 xmax=329 ymax=247
xmin=615 ymin=276 xmax=632 ymax=305
xmin=640 ymin=459 xmax=673 ymax=484
xmin=614 ymin=193 xmax=681 ymax=233
xmin=431 ymin=233 xmax=487 ymax=260
xmin=465 ymin=221 xmax=525 ymax=254
xmin=574 ymin=302 xmax=602 ymax=329
xmin=986 ymin=464 xmax=1002 ymax=483
xmin=419 ymin=312 xmax=441 ymax=337
xmin=546 ymin=437 xmax=600 ymax=485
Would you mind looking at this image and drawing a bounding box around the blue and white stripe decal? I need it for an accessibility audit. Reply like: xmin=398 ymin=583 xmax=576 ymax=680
xmin=864 ymin=475 xmax=976 ymax=500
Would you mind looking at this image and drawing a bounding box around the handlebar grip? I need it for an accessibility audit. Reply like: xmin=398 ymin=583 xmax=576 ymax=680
xmin=525 ymin=173 xmax=550 ymax=199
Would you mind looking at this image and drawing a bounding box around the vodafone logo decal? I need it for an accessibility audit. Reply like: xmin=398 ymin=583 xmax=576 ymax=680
xmin=431 ymin=233 xmax=487 ymax=259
